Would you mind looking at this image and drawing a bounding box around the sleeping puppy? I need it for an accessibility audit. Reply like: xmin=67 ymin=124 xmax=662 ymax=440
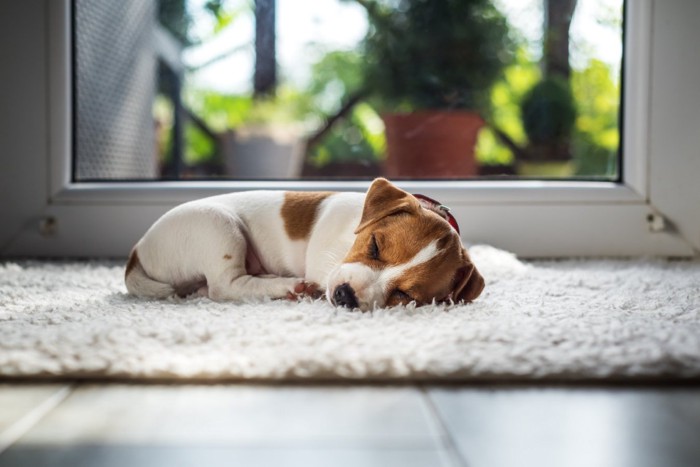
xmin=125 ymin=178 xmax=484 ymax=310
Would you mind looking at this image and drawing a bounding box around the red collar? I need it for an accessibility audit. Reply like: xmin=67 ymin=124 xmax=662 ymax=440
xmin=412 ymin=194 xmax=460 ymax=234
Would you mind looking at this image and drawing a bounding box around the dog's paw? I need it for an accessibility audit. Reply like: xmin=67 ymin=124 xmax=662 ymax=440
xmin=286 ymin=281 xmax=323 ymax=301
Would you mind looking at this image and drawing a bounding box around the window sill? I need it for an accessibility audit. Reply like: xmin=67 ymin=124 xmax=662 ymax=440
xmin=52 ymin=180 xmax=641 ymax=206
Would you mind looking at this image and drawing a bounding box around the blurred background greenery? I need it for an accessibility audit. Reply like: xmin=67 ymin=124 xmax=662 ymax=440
xmin=154 ymin=0 xmax=622 ymax=180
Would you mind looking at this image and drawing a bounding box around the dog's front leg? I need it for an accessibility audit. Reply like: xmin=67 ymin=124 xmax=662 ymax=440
xmin=206 ymin=255 xmax=312 ymax=302
xmin=206 ymin=273 xmax=320 ymax=302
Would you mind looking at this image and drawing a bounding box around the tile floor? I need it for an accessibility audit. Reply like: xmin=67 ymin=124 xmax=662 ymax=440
xmin=0 ymin=383 xmax=698 ymax=467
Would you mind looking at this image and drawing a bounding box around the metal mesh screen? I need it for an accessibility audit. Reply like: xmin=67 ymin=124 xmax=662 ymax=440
xmin=74 ymin=0 xmax=157 ymax=180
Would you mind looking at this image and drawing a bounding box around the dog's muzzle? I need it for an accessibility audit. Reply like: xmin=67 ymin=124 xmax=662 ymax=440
xmin=332 ymin=283 xmax=359 ymax=309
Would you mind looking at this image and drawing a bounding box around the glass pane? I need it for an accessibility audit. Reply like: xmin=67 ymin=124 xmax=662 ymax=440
xmin=73 ymin=0 xmax=623 ymax=181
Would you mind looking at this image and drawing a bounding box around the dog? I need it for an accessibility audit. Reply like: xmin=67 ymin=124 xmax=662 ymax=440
xmin=125 ymin=178 xmax=484 ymax=310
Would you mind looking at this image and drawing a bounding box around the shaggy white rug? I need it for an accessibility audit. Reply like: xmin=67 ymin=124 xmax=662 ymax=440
xmin=1 ymin=246 xmax=699 ymax=382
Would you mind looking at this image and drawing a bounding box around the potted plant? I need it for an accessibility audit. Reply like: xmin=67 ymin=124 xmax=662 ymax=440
xmin=356 ymin=0 xmax=513 ymax=178
xmin=518 ymin=76 xmax=577 ymax=176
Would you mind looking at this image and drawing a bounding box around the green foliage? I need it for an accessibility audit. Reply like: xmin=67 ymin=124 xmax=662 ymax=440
xmin=307 ymin=103 xmax=385 ymax=167
xmin=184 ymin=123 xmax=216 ymax=165
xmin=571 ymin=59 xmax=620 ymax=149
xmin=570 ymin=59 xmax=620 ymax=177
xmin=305 ymin=49 xmax=385 ymax=166
xmin=307 ymin=50 xmax=365 ymax=112
xmin=476 ymin=52 xmax=620 ymax=177
xmin=520 ymin=76 xmax=576 ymax=145
xmin=475 ymin=48 xmax=540 ymax=165
xmin=184 ymin=86 xmax=314 ymax=131
xmin=571 ymin=131 xmax=616 ymax=178
xmin=359 ymin=0 xmax=514 ymax=111
xmin=153 ymin=95 xmax=174 ymax=165
xmin=185 ymin=91 xmax=251 ymax=131
xmin=182 ymin=46 xmax=384 ymax=167
xmin=161 ymin=0 xmax=618 ymax=178
xmin=158 ymin=0 xmax=243 ymax=46
xmin=181 ymin=85 xmax=316 ymax=163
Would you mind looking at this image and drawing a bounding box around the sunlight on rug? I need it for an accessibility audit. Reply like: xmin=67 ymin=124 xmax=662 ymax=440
xmin=1 ymin=246 xmax=699 ymax=382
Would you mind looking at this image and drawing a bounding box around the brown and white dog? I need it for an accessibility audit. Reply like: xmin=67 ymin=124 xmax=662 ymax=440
xmin=125 ymin=178 xmax=484 ymax=310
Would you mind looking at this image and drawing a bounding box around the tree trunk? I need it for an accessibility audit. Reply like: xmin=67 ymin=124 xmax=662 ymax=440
xmin=544 ymin=0 xmax=578 ymax=80
xmin=254 ymin=0 xmax=276 ymax=97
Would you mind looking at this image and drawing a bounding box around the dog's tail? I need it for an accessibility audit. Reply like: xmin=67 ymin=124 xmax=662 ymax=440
xmin=124 ymin=248 xmax=174 ymax=299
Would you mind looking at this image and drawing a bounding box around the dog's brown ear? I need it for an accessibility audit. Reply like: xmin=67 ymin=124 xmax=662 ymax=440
xmin=451 ymin=252 xmax=485 ymax=303
xmin=354 ymin=178 xmax=419 ymax=233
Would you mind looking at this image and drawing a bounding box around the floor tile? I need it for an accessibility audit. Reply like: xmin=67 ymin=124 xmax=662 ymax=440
xmin=0 ymin=384 xmax=72 ymax=454
xmin=426 ymin=387 xmax=700 ymax=467
xmin=0 ymin=384 xmax=71 ymax=434
xmin=0 ymin=384 xmax=455 ymax=466
xmin=13 ymin=385 xmax=442 ymax=446
xmin=0 ymin=444 xmax=451 ymax=467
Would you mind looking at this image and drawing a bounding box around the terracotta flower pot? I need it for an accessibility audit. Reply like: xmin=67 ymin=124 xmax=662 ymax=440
xmin=382 ymin=111 xmax=485 ymax=178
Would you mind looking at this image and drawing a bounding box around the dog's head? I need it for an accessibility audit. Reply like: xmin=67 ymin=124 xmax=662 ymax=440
xmin=326 ymin=178 xmax=484 ymax=310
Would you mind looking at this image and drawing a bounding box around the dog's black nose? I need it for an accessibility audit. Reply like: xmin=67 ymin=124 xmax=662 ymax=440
xmin=332 ymin=283 xmax=359 ymax=308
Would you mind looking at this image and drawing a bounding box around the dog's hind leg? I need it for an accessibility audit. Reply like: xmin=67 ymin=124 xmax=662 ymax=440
xmin=200 ymin=213 xmax=309 ymax=302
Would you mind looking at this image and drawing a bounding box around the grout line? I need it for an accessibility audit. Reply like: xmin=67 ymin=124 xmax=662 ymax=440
xmin=419 ymin=385 xmax=470 ymax=467
xmin=0 ymin=384 xmax=75 ymax=455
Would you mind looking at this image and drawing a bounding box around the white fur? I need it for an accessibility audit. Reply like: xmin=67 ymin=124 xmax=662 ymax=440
xmin=128 ymin=191 xmax=367 ymax=304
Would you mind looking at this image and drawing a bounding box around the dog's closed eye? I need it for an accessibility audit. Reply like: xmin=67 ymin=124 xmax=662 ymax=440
xmin=391 ymin=289 xmax=414 ymax=303
xmin=369 ymin=234 xmax=380 ymax=260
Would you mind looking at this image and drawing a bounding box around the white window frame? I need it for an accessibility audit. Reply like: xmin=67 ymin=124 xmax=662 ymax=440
xmin=1 ymin=0 xmax=698 ymax=258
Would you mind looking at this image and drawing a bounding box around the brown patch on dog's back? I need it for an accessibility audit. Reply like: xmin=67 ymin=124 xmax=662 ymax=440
xmin=281 ymin=191 xmax=333 ymax=240
xmin=125 ymin=248 xmax=139 ymax=278
xmin=223 ymin=254 xmax=232 ymax=260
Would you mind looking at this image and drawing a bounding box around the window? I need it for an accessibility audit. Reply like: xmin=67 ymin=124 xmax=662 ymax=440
xmin=73 ymin=0 xmax=623 ymax=182
xmin=0 ymin=0 xmax=698 ymax=259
